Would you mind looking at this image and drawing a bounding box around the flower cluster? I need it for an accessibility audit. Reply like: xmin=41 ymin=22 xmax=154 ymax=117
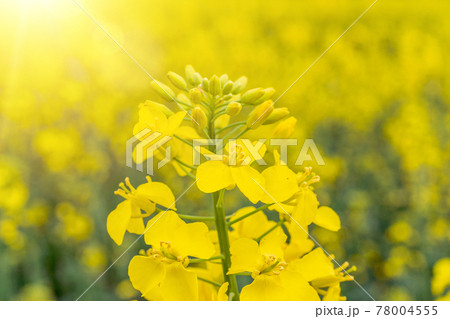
xmin=107 ymin=66 xmax=354 ymax=300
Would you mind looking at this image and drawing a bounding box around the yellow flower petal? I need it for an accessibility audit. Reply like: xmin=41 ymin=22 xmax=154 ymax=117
xmin=160 ymin=262 xmax=198 ymax=300
xmin=126 ymin=217 xmax=145 ymax=234
xmin=290 ymin=248 xmax=335 ymax=281
xmin=228 ymin=238 xmax=264 ymax=274
xmin=167 ymin=111 xmax=186 ymax=135
xmin=217 ymin=282 xmax=229 ymax=301
xmin=229 ymin=206 xmax=276 ymax=239
xmin=230 ymin=165 xmax=264 ymax=204
xmin=196 ymin=160 xmax=233 ymax=193
xmin=133 ymin=107 xmax=168 ymax=135
xmin=259 ymin=227 xmax=286 ymax=259
xmin=240 ymin=275 xmax=286 ymax=301
xmin=135 ymin=181 xmax=175 ymax=209
xmin=313 ymin=206 xmax=341 ymax=231
xmin=107 ymin=200 xmax=135 ymax=246
xmin=128 ymin=255 xmax=165 ymax=297
xmin=292 ymin=188 xmax=319 ymax=227
xmin=172 ymin=222 xmax=215 ymax=259
xmin=240 ymin=271 xmax=319 ymax=301
xmin=279 ymin=270 xmax=321 ymax=301
xmin=284 ymin=226 xmax=314 ymax=262
xmin=260 ymin=165 xmax=299 ymax=203
xmin=144 ymin=210 xmax=185 ymax=247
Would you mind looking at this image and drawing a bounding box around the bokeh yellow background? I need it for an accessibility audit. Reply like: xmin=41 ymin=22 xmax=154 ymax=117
xmin=0 ymin=0 xmax=449 ymax=300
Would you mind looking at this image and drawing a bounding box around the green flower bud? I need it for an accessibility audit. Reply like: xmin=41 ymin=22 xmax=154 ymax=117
xmin=231 ymin=76 xmax=248 ymax=94
xmin=185 ymin=65 xmax=196 ymax=86
xmin=241 ymin=88 xmax=265 ymax=104
xmin=222 ymin=80 xmax=233 ymax=95
xmin=167 ymin=71 xmax=187 ymax=90
xmin=189 ymin=88 xmax=202 ymax=105
xmin=263 ymin=107 xmax=290 ymax=125
xmin=151 ymin=80 xmax=175 ymax=101
xmin=246 ymin=100 xmax=274 ymax=129
xmin=222 ymin=94 xmax=233 ymax=101
xmin=209 ymin=75 xmax=222 ymax=96
xmin=142 ymin=100 xmax=174 ymax=116
xmin=254 ymin=87 xmax=275 ymax=104
xmin=220 ymin=74 xmax=229 ymax=86
xmin=193 ymin=72 xmax=202 ymax=86
xmin=226 ymin=102 xmax=242 ymax=116
xmin=201 ymin=77 xmax=209 ymax=92
xmin=272 ymin=116 xmax=297 ymax=138
xmin=192 ymin=106 xmax=208 ymax=129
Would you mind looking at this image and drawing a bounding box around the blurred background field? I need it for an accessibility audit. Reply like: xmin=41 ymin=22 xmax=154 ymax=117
xmin=0 ymin=0 xmax=449 ymax=300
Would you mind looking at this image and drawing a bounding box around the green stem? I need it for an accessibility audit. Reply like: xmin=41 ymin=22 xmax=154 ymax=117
xmin=177 ymin=214 xmax=215 ymax=221
xmin=255 ymin=220 xmax=284 ymax=242
xmin=173 ymin=157 xmax=196 ymax=170
xmin=227 ymin=204 xmax=271 ymax=226
xmin=173 ymin=134 xmax=193 ymax=147
xmin=176 ymin=163 xmax=196 ymax=180
xmin=213 ymin=190 xmax=240 ymax=300
xmin=216 ymin=121 xmax=246 ymax=135
xmin=234 ymin=127 xmax=250 ymax=139
xmin=189 ymin=255 xmax=224 ymax=264
xmin=198 ymin=277 xmax=222 ymax=287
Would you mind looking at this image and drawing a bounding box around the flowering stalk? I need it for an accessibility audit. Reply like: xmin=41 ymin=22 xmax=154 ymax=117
xmin=106 ymin=65 xmax=354 ymax=301
xmin=209 ymin=100 xmax=240 ymax=300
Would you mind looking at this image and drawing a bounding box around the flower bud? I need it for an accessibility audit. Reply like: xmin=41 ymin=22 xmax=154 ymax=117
xmin=246 ymin=100 xmax=274 ymax=129
xmin=215 ymin=114 xmax=230 ymax=129
xmin=167 ymin=71 xmax=187 ymax=90
xmin=209 ymin=75 xmax=222 ymax=96
xmin=151 ymin=80 xmax=175 ymax=101
xmin=201 ymin=77 xmax=209 ymax=92
xmin=142 ymin=100 xmax=174 ymax=116
xmin=241 ymin=88 xmax=265 ymax=104
xmin=222 ymin=80 xmax=233 ymax=95
xmin=254 ymin=87 xmax=275 ymax=104
xmin=272 ymin=116 xmax=297 ymax=138
xmin=231 ymin=76 xmax=248 ymax=94
xmin=193 ymin=72 xmax=202 ymax=86
xmin=220 ymin=74 xmax=229 ymax=86
xmin=189 ymin=88 xmax=202 ymax=105
xmin=222 ymin=94 xmax=233 ymax=101
xmin=185 ymin=65 xmax=196 ymax=85
xmin=226 ymin=102 xmax=242 ymax=116
xmin=263 ymin=107 xmax=290 ymax=125
xmin=192 ymin=106 xmax=208 ymax=129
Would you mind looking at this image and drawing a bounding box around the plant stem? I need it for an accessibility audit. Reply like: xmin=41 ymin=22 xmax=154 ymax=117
xmin=177 ymin=214 xmax=215 ymax=221
xmin=189 ymin=255 xmax=224 ymax=263
xmin=173 ymin=157 xmax=196 ymax=170
xmin=173 ymin=134 xmax=193 ymax=147
xmin=197 ymin=277 xmax=222 ymax=287
xmin=227 ymin=203 xmax=271 ymax=226
xmin=216 ymin=121 xmax=246 ymax=135
xmin=213 ymin=190 xmax=239 ymax=300
xmin=255 ymin=220 xmax=284 ymax=242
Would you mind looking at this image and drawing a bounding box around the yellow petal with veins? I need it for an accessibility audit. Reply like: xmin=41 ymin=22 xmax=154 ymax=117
xmin=144 ymin=210 xmax=185 ymax=247
xmin=196 ymin=161 xmax=233 ymax=193
xmin=260 ymin=165 xmax=299 ymax=203
xmin=107 ymin=200 xmax=135 ymax=246
xmin=290 ymin=248 xmax=334 ymax=281
xmin=230 ymin=165 xmax=264 ymax=204
xmin=128 ymin=256 xmax=165 ymax=297
xmin=228 ymin=238 xmax=264 ymax=274
xmin=259 ymin=227 xmax=286 ymax=259
xmin=160 ymin=262 xmax=198 ymax=300
xmin=313 ymin=206 xmax=341 ymax=231
xmin=172 ymin=222 xmax=215 ymax=259
xmin=135 ymin=181 xmax=175 ymax=209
